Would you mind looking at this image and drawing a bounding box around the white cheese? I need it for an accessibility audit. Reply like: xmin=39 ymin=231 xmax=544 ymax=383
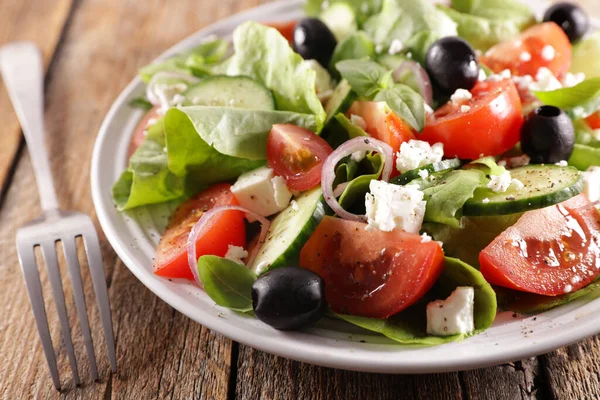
xmin=583 ymin=167 xmax=600 ymax=203
xmin=478 ymin=69 xmax=487 ymax=82
xmin=519 ymin=51 xmax=532 ymax=62
xmin=460 ymin=105 xmax=471 ymax=113
xmin=541 ymin=45 xmax=556 ymax=61
xmin=153 ymin=82 xmax=189 ymax=114
xmin=388 ymin=39 xmax=405 ymax=55
xmin=487 ymin=171 xmax=512 ymax=193
xmin=426 ymin=287 xmax=475 ymax=336
xmin=511 ymin=178 xmax=525 ymax=190
xmin=531 ymin=67 xmax=563 ymax=92
xmin=365 ymin=180 xmax=426 ymax=234
xmin=418 ymin=169 xmax=429 ymax=179
xmin=231 ymin=166 xmax=292 ymax=218
xmin=224 ymin=245 xmax=248 ymax=265
xmin=564 ymin=284 xmax=573 ymax=293
xmin=420 ymin=233 xmax=432 ymax=243
xmin=396 ymin=140 xmax=444 ymax=173
xmin=424 ymin=103 xmax=434 ymax=115
xmin=562 ymin=72 xmax=586 ymax=88
xmin=350 ymin=114 xmax=368 ymax=130
xmin=555 ymin=160 xmax=569 ymax=167
xmin=450 ymin=88 xmax=472 ymax=104
xmin=482 ymin=198 xmax=490 ymax=204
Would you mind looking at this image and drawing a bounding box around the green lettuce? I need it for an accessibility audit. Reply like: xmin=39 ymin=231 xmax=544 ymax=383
xmin=337 ymin=257 xmax=497 ymax=345
xmin=450 ymin=0 xmax=535 ymax=29
xmin=224 ymin=22 xmax=326 ymax=130
xmin=574 ymin=119 xmax=600 ymax=148
xmin=139 ymin=38 xmax=229 ymax=83
xmin=305 ymin=0 xmax=383 ymax=25
xmin=571 ymin=31 xmax=600 ymax=78
xmin=533 ymin=78 xmax=600 ymax=119
xmin=569 ymin=144 xmax=600 ymax=171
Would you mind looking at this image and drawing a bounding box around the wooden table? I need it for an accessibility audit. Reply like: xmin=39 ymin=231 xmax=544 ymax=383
xmin=0 ymin=0 xmax=598 ymax=398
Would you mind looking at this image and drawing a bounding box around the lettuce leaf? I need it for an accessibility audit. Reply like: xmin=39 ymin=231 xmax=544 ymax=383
xmin=336 ymin=257 xmax=497 ymax=345
xmin=533 ymin=78 xmax=600 ymax=119
xmin=224 ymin=22 xmax=326 ymax=130
xmin=569 ymin=143 xmax=600 ymax=171
xmin=571 ymin=31 xmax=600 ymax=78
xmin=450 ymin=0 xmax=535 ymax=29
xmin=305 ymin=0 xmax=383 ymax=25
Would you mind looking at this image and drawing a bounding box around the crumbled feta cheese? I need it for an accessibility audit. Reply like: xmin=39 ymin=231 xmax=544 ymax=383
xmin=531 ymin=67 xmax=563 ymax=92
xmin=351 ymin=150 xmax=366 ymax=162
xmin=450 ymin=88 xmax=473 ymax=103
xmin=511 ymin=178 xmax=525 ymax=190
xmin=426 ymin=287 xmax=475 ymax=336
xmin=564 ymin=284 xmax=573 ymax=293
xmin=541 ymin=45 xmax=556 ymax=61
xmin=571 ymin=275 xmax=582 ymax=285
xmin=478 ymin=69 xmax=487 ymax=81
xmin=290 ymin=199 xmax=299 ymax=211
xmin=231 ymin=167 xmax=292 ymax=218
xmin=519 ymin=51 xmax=532 ymax=62
xmin=388 ymin=39 xmax=405 ymax=55
xmin=365 ymin=180 xmax=426 ymax=234
xmin=418 ymin=169 xmax=429 ymax=179
xmin=583 ymin=167 xmax=600 ymax=203
xmin=350 ymin=114 xmax=367 ymax=130
xmin=562 ymin=72 xmax=586 ymax=88
xmin=396 ymin=140 xmax=444 ymax=173
xmin=482 ymin=198 xmax=490 ymax=204
xmin=153 ymin=82 xmax=188 ymax=114
xmin=224 ymin=245 xmax=248 ymax=265
xmin=460 ymin=105 xmax=471 ymax=113
xmin=512 ymin=74 xmax=535 ymax=91
xmin=555 ymin=160 xmax=569 ymax=167
xmin=487 ymin=171 xmax=512 ymax=193
xmin=420 ymin=233 xmax=432 ymax=243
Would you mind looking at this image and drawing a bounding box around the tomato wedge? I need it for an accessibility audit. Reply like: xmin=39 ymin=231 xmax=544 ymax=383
xmin=128 ymin=106 xmax=160 ymax=159
xmin=585 ymin=111 xmax=600 ymax=130
xmin=265 ymin=20 xmax=296 ymax=42
xmin=299 ymin=216 xmax=445 ymax=318
xmin=480 ymin=22 xmax=572 ymax=79
xmin=154 ymin=183 xmax=246 ymax=280
xmin=267 ymin=124 xmax=333 ymax=191
xmin=420 ymin=79 xmax=524 ymax=159
xmin=479 ymin=195 xmax=600 ymax=296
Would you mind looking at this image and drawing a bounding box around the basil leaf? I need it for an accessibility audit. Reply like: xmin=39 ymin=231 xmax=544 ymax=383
xmin=533 ymin=78 xmax=600 ymax=118
xmin=198 ymin=255 xmax=257 ymax=312
xmin=336 ymin=59 xmax=393 ymax=98
xmin=330 ymin=32 xmax=375 ymax=75
xmin=569 ymin=143 xmax=600 ymax=171
xmin=374 ymin=84 xmax=425 ymax=131
xmin=129 ymin=97 xmax=154 ymax=111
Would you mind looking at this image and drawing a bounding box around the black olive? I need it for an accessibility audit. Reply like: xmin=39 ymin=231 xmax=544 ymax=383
xmin=520 ymin=106 xmax=575 ymax=164
xmin=543 ymin=2 xmax=589 ymax=43
xmin=292 ymin=18 xmax=337 ymax=68
xmin=252 ymin=267 xmax=327 ymax=330
xmin=425 ymin=37 xmax=480 ymax=95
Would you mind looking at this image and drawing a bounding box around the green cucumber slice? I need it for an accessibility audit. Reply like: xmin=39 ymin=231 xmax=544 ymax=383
xmin=463 ymin=165 xmax=584 ymax=216
xmin=324 ymin=79 xmax=355 ymax=126
xmin=182 ymin=75 xmax=275 ymax=110
xmin=391 ymin=158 xmax=462 ymax=185
xmin=250 ymin=188 xmax=327 ymax=275
xmin=320 ymin=3 xmax=357 ymax=41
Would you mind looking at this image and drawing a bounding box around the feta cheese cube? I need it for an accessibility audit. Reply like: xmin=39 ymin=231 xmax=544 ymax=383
xmin=511 ymin=178 xmax=525 ymax=190
xmin=562 ymin=72 xmax=586 ymax=88
xmin=231 ymin=166 xmax=292 ymax=218
xmin=365 ymin=180 xmax=426 ymax=234
xmin=487 ymin=171 xmax=512 ymax=193
xmin=530 ymin=67 xmax=562 ymax=92
xmin=450 ymin=88 xmax=472 ymax=104
xmin=396 ymin=140 xmax=444 ymax=173
xmin=388 ymin=39 xmax=405 ymax=55
xmin=418 ymin=169 xmax=429 ymax=179
xmin=224 ymin=245 xmax=248 ymax=265
xmin=420 ymin=233 xmax=432 ymax=243
xmin=583 ymin=167 xmax=600 ymax=203
xmin=555 ymin=160 xmax=568 ymax=167
xmin=426 ymin=287 xmax=475 ymax=336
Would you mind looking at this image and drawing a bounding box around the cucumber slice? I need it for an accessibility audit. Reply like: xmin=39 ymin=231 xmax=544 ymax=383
xmin=463 ymin=165 xmax=584 ymax=216
xmin=182 ymin=75 xmax=275 ymax=110
xmin=250 ymin=188 xmax=327 ymax=275
xmin=320 ymin=3 xmax=357 ymax=41
xmin=324 ymin=79 xmax=355 ymax=126
xmin=391 ymin=158 xmax=462 ymax=185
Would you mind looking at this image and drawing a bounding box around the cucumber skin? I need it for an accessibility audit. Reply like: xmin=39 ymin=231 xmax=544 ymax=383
xmin=463 ymin=166 xmax=584 ymax=216
xmin=253 ymin=195 xmax=329 ymax=275
xmin=391 ymin=158 xmax=462 ymax=185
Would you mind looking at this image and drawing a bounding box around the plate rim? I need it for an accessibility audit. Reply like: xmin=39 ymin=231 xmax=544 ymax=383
xmin=91 ymin=0 xmax=600 ymax=373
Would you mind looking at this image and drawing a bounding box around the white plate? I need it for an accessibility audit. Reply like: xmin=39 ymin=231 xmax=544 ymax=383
xmin=91 ymin=0 xmax=600 ymax=373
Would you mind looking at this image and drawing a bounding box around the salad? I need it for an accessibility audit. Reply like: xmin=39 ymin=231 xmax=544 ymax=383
xmin=112 ymin=0 xmax=600 ymax=344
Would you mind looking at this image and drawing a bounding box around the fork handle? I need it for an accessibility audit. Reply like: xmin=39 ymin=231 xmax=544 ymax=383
xmin=0 ymin=42 xmax=58 ymax=212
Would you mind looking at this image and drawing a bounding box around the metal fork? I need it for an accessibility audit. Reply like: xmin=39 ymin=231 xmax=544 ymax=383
xmin=0 ymin=42 xmax=117 ymax=390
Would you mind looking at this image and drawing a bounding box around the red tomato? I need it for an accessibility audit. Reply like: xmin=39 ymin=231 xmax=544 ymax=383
xmin=154 ymin=183 xmax=246 ymax=280
xmin=267 ymin=124 xmax=333 ymax=191
xmin=128 ymin=107 xmax=160 ymax=159
xmin=420 ymin=79 xmax=524 ymax=159
xmin=479 ymin=195 xmax=600 ymax=296
xmin=299 ymin=216 xmax=445 ymax=318
xmin=585 ymin=111 xmax=600 ymax=130
xmin=480 ymin=22 xmax=572 ymax=79
xmin=265 ymin=20 xmax=296 ymax=42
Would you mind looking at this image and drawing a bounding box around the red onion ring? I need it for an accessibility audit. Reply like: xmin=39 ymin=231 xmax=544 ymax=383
xmin=146 ymin=71 xmax=200 ymax=106
xmin=187 ymin=205 xmax=271 ymax=286
xmin=321 ymin=137 xmax=394 ymax=222
xmin=393 ymin=61 xmax=434 ymax=106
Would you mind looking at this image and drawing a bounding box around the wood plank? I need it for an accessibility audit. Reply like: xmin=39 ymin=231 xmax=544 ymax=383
xmin=0 ymin=0 xmax=269 ymax=398
xmin=0 ymin=0 xmax=74 ymax=198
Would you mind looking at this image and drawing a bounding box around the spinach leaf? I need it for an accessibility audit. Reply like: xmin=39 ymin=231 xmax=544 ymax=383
xmin=336 ymin=59 xmax=393 ymax=98
xmin=198 ymin=255 xmax=257 ymax=312
xmin=330 ymin=32 xmax=375 ymax=75
xmin=336 ymin=257 xmax=496 ymax=344
xmin=569 ymin=143 xmax=600 ymax=171
xmin=139 ymin=38 xmax=229 ymax=83
xmin=534 ymin=78 xmax=600 ymax=119
xmin=224 ymin=22 xmax=326 ymax=130
xmin=571 ymin=31 xmax=600 ymax=79
xmin=374 ymin=85 xmax=425 ymax=131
